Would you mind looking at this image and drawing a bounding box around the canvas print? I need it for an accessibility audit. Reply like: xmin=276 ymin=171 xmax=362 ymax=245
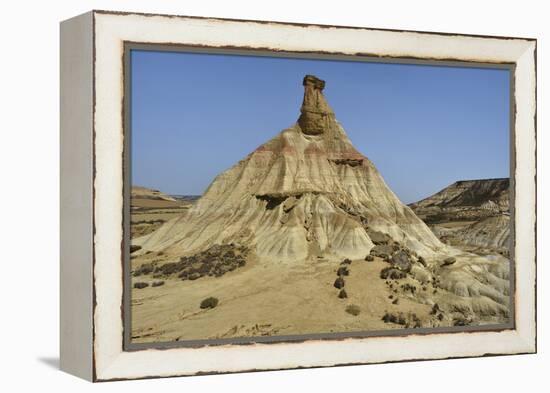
xmin=127 ymin=50 xmax=511 ymax=345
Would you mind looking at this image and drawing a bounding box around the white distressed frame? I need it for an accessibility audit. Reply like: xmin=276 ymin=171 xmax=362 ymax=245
xmin=62 ymin=10 xmax=536 ymax=381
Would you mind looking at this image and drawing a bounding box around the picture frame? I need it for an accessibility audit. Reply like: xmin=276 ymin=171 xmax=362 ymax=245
xmin=60 ymin=10 xmax=536 ymax=381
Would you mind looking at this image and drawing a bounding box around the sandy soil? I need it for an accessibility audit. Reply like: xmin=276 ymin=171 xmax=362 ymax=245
xmin=131 ymin=256 xmax=439 ymax=343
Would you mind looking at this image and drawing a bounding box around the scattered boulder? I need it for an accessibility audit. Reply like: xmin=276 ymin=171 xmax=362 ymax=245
xmin=370 ymin=244 xmax=394 ymax=257
xmin=152 ymin=281 xmax=165 ymax=287
xmin=133 ymin=282 xmax=149 ymax=289
xmin=365 ymin=255 xmax=374 ymax=262
xmin=133 ymin=263 xmax=154 ymax=277
xmin=442 ymin=257 xmax=456 ymax=267
xmin=391 ymin=250 xmax=412 ymax=272
xmin=338 ymin=289 xmax=348 ymax=299
xmin=156 ymin=261 xmax=184 ymax=275
xmin=401 ymin=283 xmax=417 ymax=294
xmin=341 ymin=258 xmax=352 ymax=265
xmin=334 ymin=277 xmax=345 ymax=289
xmin=337 ymin=266 xmax=350 ymax=276
xmin=200 ymin=297 xmax=219 ymax=309
xmin=367 ymin=230 xmax=392 ymax=245
xmin=380 ymin=267 xmax=406 ymax=280
xmin=417 ymin=256 xmax=426 ymax=267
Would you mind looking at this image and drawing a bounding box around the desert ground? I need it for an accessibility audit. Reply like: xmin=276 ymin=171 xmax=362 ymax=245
xmin=130 ymin=248 xmax=508 ymax=343
xmin=130 ymin=185 xmax=510 ymax=344
xmin=130 ymin=186 xmax=198 ymax=238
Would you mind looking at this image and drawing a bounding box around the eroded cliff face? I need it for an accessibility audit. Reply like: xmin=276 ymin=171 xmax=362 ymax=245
xmin=410 ymin=178 xmax=510 ymax=251
xmin=136 ymin=75 xmax=443 ymax=262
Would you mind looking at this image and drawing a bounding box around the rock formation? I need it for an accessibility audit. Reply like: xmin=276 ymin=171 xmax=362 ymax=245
xmin=298 ymin=75 xmax=334 ymax=136
xmin=410 ymin=178 xmax=509 ymax=214
xmin=410 ymin=178 xmax=510 ymax=251
xmin=136 ymin=75 xmax=443 ymax=261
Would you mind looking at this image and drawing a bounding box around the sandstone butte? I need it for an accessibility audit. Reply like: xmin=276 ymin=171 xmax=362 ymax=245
xmin=136 ymin=75 xmax=444 ymax=261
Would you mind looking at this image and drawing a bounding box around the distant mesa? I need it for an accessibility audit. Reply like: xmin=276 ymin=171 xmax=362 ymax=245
xmin=410 ymin=178 xmax=510 ymax=251
xmin=410 ymin=178 xmax=509 ymax=211
xmin=131 ymin=186 xmax=190 ymax=209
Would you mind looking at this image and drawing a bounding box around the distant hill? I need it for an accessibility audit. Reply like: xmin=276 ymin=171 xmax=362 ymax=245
xmin=170 ymin=194 xmax=201 ymax=204
xmin=410 ymin=178 xmax=509 ymax=212
xmin=409 ymin=178 xmax=510 ymax=252
xmin=132 ymin=186 xmax=176 ymax=201
xmin=131 ymin=186 xmax=185 ymax=209
xmin=130 ymin=186 xmax=197 ymax=238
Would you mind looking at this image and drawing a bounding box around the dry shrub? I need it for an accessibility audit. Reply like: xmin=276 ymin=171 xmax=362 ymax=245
xmin=380 ymin=267 xmax=406 ymax=280
xmin=200 ymin=297 xmax=219 ymax=309
xmin=345 ymin=305 xmax=361 ymax=316
xmin=337 ymin=266 xmax=350 ymax=276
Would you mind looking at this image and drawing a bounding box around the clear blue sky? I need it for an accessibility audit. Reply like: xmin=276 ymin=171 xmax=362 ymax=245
xmin=131 ymin=49 xmax=510 ymax=204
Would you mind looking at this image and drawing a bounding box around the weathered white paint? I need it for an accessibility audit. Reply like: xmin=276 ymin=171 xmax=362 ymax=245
xmin=60 ymin=11 xmax=94 ymax=381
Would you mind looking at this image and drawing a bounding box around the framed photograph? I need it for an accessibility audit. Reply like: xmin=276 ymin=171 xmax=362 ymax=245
xmin=60 ymin=10 xmax=536 ymax=381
